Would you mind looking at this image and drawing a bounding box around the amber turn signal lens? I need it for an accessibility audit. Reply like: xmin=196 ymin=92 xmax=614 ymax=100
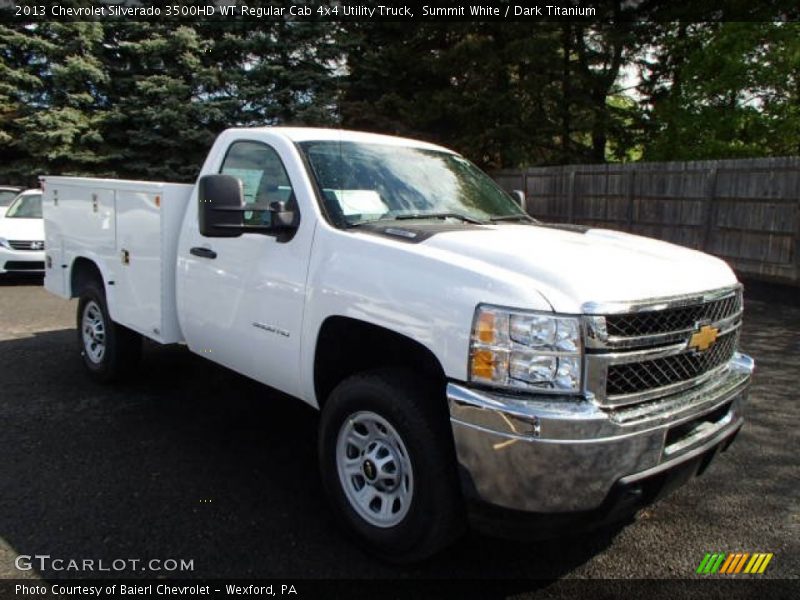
xmin=475 ymin=311 xmax=496 ymax=344
xmin=471 ymin=349 xmax=496 ymax=379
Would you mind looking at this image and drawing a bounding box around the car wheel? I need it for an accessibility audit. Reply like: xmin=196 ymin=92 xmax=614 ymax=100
xmin=319 ymin=368 xmax=464 ymax=562
xmin=77 ymin=281 xmax=141 ymax=382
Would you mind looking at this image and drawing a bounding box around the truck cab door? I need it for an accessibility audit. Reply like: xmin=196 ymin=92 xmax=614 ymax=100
xmin=177 ymin=139 xmax=314 ymax=399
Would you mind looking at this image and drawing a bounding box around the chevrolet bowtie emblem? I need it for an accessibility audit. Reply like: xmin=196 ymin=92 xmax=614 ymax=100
xmin=689 ymin=324 xmax=720 ymax=352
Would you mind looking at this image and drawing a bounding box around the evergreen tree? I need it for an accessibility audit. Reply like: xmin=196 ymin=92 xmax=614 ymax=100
xmin=99 ymin=17 xmax=341 ymax=181
xmin=1 ymin=15 xmax=341 ymax=183
xmin=0 ymin=23 xmax=42 ymax=184
xmin=338 ymin=16 xmax=643 ymax=169
xmin=0 ymin=22 xmax=110 ymax=182
xmin=100 ymin=22 xmax=215 ymax=181
xmin=339 ymin=22 xmax=566 ymax=169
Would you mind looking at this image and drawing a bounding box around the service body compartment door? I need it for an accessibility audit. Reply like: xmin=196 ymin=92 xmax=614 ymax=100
xmin=42 ymin=186 xmax=67 ymax=298
xmin=44 ymin=184 xmax=117 ymax=298
xmin=114 ymin=190 xmax=163 ymax=340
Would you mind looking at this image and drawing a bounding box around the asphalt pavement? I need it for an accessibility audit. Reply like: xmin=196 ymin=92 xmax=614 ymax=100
xmin=0 ymin=276 xmax=797 ymax=587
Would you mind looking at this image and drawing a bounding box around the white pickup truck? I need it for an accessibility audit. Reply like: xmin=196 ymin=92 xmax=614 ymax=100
xmin=42 ymin=127 xmax=754 ymax=561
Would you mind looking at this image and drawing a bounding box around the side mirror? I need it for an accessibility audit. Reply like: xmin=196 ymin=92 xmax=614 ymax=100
xmin=512 ymin=189 xmax=526 ymax=209
xmin=269 ymin=200 xmax=296 ymax=230
xmin=198 ymin=174 xmax=244 ymax=238
xmin=198 ymin=175 xmax=298 ymax=237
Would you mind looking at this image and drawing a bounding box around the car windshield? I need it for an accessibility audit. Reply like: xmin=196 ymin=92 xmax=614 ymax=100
xmin=5 ymin=193 xmax=42 ymax=219
xmin=298 ymin=141 xmax=526 ymax=227
xmin=0 ymin=190 xmax=20 ymax=207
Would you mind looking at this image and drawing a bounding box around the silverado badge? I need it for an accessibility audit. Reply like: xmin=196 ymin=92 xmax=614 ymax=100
xmin=689 ymin=324 xmax=720 ymax=352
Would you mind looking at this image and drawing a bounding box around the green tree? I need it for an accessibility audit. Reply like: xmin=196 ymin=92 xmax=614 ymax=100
xmin=99 ymin=22 xmax=216 ymax=181
xmin=339 ymin=22 xmax=565 ymax=169
xmin=0 ymin=23 xmax=42 ymax=184
xmin=339 ymin=12 xmax=644 ymax=169
xmin=637 ymin=22 xmax=800 ymax=160
xmin=102 ymin=18 xmax=341 ymax=181
xmin=0 ymin=22 xmax=109 ymax=183
xmin=1 ymin=14 xmax=342 ymax=183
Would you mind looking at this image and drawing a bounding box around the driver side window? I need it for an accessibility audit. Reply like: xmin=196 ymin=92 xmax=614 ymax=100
xmin=220 ymin=141 xmax=295 ymax=226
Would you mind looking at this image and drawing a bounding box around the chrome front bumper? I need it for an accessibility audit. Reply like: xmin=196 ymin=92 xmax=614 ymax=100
xmin=448 ymin=352 xmax=754 ymax=514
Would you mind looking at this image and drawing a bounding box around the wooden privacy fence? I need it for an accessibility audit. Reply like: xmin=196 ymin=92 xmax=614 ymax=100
xmin=493 ymin=157 xmax=800 ymax=286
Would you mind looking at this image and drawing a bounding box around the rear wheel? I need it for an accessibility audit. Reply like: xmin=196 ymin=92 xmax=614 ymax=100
xmin=77 ymin=281 xmax=141 ymax=382
xmin=319 ymin=368 xmax=464 ymax=562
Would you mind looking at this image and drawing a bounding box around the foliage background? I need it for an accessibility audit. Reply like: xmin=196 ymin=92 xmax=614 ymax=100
xmin=1 ymin=4 xmax=798 ymax=185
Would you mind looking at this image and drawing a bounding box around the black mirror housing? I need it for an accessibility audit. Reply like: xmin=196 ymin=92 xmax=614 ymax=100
xmin=198 ymin=174 xmax=244 ymax=237
xmin=269 ymin=201 xmax=296 ymax=230
xmin=198 ymin=174 xmax=298 ymax=238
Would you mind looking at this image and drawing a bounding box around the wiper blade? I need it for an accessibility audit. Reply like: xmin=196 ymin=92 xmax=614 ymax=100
xmin=488 ymin=213 xmax=536 ymax=223
xmin=346 ymin=219 xmax=384 ymax=228
xmin=395 ymin=212 xmax=486 ymax=225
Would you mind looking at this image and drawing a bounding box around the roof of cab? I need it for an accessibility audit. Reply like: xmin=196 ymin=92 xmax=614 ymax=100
xmin=224 ymin=127 xmax=456 ymax=154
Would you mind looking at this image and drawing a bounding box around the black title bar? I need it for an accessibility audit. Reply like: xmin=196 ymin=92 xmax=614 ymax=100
xmin=1 ymin=0 xmax=798 ymax=23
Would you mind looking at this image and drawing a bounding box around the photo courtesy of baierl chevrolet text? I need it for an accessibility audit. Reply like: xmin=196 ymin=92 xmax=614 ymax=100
xmin=0 ymin=1 xmax=797 ymax=599
xmin=14 ymin=583 xmax=296 ymax=597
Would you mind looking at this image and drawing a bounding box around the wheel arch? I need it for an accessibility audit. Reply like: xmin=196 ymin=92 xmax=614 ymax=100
xmin=70 ymin=256 xmax=106 ymax=298
xmin=313 ymin=316 xmax=447 ymax=409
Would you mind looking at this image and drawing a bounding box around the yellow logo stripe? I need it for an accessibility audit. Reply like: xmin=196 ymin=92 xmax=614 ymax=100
xmin=741 ymin=553 xmax=774 ymax=574
xmin=756 ymin=553 xmax=773 ymax=573
xmin=745 ymin=554 xmax=764 ymax=573
xmin=744 ymin=554 xmax=760 ymax=573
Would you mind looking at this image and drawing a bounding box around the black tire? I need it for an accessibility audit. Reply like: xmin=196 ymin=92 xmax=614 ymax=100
xmin=318 ymin=368 xmax=465 ymax=562
xmin=76 ymin=281 xmax=142 ymax=383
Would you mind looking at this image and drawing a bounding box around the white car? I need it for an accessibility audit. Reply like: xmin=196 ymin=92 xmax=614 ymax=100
xmin=0 ymin=189 xmax=45 ymax=275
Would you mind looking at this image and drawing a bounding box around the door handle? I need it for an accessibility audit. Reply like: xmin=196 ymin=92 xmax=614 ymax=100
xmin=190 ymin=246 xmax=217 ymax=259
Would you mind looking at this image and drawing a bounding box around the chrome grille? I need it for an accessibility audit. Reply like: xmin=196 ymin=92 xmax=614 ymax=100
xmin=605 ymin=291 xmax=741 ymax=338
xmin=584 ymin=286 xmax=744 ymax=407
xmin=606 ymin=331 xmax=738 ymax=397
xmin=8 ymin=240 xmax=45 ymax=251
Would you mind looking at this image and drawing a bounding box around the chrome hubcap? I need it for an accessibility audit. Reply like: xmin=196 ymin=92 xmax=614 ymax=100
xmin=336 ymin=411 xmax=414 ymax=528
xmin=81 ymin=301 xmax=106 ymax=364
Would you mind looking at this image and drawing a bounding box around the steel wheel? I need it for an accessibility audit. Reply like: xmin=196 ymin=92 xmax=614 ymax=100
xmin=336 ymin=410 xmax=414 ymax=528
xmin=81 ymin=300 xmax=106 ymax=364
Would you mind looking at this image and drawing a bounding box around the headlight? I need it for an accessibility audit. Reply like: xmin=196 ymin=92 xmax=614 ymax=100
xmin=0 ymin=237 xmax=10 ymax=249
xmin=469 ymin=305 xmax=582 ymax=393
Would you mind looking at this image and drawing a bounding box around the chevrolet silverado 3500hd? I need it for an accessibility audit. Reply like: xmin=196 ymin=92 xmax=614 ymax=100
xmin=42 ymin=128 xmax=754 ymax=561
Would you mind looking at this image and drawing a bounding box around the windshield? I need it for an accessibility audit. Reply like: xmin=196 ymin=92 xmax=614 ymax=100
xmin=0 ymin=190 xmax=20 ymax=207
xmin=5 ymin=193 xmax=42 ymax=219
xmin=298 ymin=141 xmax=525 ymax=226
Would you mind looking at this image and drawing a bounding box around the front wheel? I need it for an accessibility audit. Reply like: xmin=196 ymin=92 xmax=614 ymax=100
xmin=318 ymin=368 xmax=464 ymax=562
xmin=77 ymin=282 xmax=142 ymax=382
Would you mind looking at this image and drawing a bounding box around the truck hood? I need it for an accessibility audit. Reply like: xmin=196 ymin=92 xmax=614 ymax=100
xmin=0 ymin=217 xmax=44 ymax=241
xmin=422 ymin=224 xmax=738 ymax=313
